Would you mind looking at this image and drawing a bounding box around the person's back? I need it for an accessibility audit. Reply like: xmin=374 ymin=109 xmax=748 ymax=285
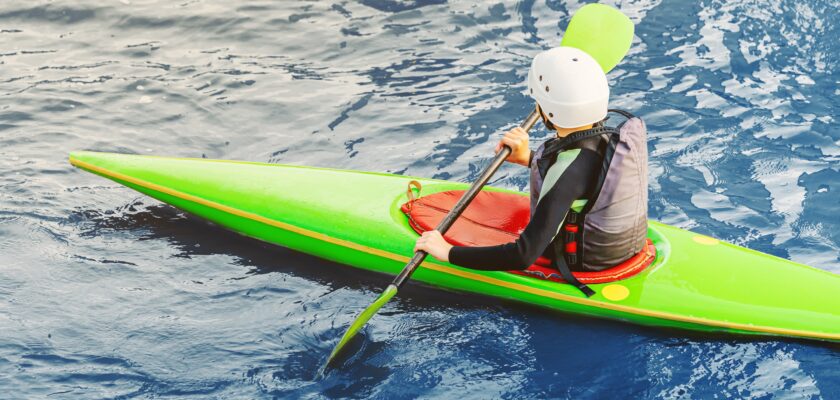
xmin=566 ymin=112 xmax=648 ymax=271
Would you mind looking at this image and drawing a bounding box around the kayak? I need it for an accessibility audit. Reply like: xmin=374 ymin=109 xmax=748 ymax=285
xmin=68 ymin=151 xmax=840 ymax=343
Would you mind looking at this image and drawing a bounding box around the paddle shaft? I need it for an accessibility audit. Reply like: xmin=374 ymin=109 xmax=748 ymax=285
xmin=323 ymin=5 xmax=634 ymax=371
xmin=393 ymin=109 xmax=541 ymax=288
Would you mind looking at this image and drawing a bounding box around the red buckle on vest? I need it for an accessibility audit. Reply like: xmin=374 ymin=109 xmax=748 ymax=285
xmin=565 ymin=224 xmax=579 ymax=233
xmin=565 ymin=241 xmax=578 ymax=254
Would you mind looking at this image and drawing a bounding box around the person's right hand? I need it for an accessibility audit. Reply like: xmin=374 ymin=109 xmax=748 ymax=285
xmin=495 ymin=127 xmax=531 ymax=166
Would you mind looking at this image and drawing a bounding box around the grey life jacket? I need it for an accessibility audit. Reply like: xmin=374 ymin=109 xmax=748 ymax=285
xmin=528 ymin=109 xmax=648 ymax=296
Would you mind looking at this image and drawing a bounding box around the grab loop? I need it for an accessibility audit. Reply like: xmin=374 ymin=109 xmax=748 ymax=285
xmin=406 ymin=180 xmax=423 ymax=205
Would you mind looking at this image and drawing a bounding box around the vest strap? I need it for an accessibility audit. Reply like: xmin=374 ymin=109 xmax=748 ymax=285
xmin=552 ymin=240 xmax=595 ymax=297
xmin=607 ymin=109 xmax=636 ymax=120
xmin=563 ymin=210 xmax=585 ymax=273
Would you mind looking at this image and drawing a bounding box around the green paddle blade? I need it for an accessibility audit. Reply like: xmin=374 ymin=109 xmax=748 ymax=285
xmin=561 ymin=3 xmax=634 ymax=73
xmin=323 ymin=284 xmax=399 ymax=370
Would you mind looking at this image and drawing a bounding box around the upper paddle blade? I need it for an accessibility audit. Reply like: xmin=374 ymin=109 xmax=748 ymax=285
xmin=322 ymin=284 xmax=399 ymax=371
xmin=561 ymin=3 xmax=634 ymax=73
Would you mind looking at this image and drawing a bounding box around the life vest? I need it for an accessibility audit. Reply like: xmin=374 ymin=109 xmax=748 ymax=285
xmin=529 ymin=109 xmax=648 ymax=296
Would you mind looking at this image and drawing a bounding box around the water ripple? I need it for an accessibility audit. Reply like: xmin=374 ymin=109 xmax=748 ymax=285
xmin=1 ymin=0 xmax=838 ymax=398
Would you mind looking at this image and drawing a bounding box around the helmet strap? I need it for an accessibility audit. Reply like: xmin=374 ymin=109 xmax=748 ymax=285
xmin=536 ymin=104 xmax=556 ymax=131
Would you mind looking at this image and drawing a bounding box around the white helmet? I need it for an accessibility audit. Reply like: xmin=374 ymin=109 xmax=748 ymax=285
xmin=527 ymin=47 xmax=609 ymax=128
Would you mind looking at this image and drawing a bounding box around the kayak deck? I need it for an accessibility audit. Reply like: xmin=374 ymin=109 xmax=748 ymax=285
xmin=68 ymin=151 xmax=840 ymax=342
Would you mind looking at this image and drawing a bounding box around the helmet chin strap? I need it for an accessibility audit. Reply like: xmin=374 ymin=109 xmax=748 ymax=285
xmin=536 ymin=104 xmax=556 ymax=131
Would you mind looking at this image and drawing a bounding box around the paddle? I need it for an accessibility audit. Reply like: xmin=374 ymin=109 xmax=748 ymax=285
xmin=561 ymin=3 xmax=634 ymax=73
xmin=322 ymin=3 xmax=635 ymax=371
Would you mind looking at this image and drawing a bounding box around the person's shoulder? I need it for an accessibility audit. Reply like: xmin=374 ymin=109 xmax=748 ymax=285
xmin=620 ymin=115 xmax=646 ymax=133
xmin=557 ymin=146 xmax=600 ymax=167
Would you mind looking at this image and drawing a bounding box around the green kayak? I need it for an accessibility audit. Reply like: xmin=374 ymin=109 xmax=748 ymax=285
xmin=68 ymin=151 xmax=840 ymax=343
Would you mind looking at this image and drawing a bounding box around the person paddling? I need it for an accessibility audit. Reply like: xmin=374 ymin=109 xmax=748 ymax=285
xmin=415 ymin=46 xmax=648 ymax=296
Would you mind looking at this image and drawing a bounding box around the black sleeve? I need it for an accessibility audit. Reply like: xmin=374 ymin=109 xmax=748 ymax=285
xmin=448 ymin=149 xmax=600 ymax=270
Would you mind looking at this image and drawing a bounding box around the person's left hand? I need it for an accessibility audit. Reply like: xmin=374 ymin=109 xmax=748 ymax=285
xmin=495 ymin=127 xmax=531 ymax=166
xmin=414 ymin=230 xmax=452 ymax=262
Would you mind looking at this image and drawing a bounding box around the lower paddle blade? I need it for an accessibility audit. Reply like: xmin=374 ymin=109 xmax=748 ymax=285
xmin=323 ymin=284 xmax=399 ymax=369
xmin=561 ymin=3 xmax=634 ymax=73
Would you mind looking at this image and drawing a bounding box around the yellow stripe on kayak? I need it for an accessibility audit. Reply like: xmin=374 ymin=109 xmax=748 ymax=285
xmin=69 ymin=155 xmax=840 ymax=342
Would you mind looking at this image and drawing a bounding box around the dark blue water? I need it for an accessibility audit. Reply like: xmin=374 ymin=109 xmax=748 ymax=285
xmin=2 ymin=0 xmax=838 ymax=398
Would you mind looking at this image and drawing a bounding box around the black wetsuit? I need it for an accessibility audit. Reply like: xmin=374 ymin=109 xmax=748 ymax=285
xmin=448 ymin=138 xmax=602 ymax=271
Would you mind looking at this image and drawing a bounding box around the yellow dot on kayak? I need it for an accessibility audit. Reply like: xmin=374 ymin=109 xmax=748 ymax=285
xmin=693 ymin=235 xmax=719 ymax=245
xmin=601 ymin=284 xmax=629 ymax=301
